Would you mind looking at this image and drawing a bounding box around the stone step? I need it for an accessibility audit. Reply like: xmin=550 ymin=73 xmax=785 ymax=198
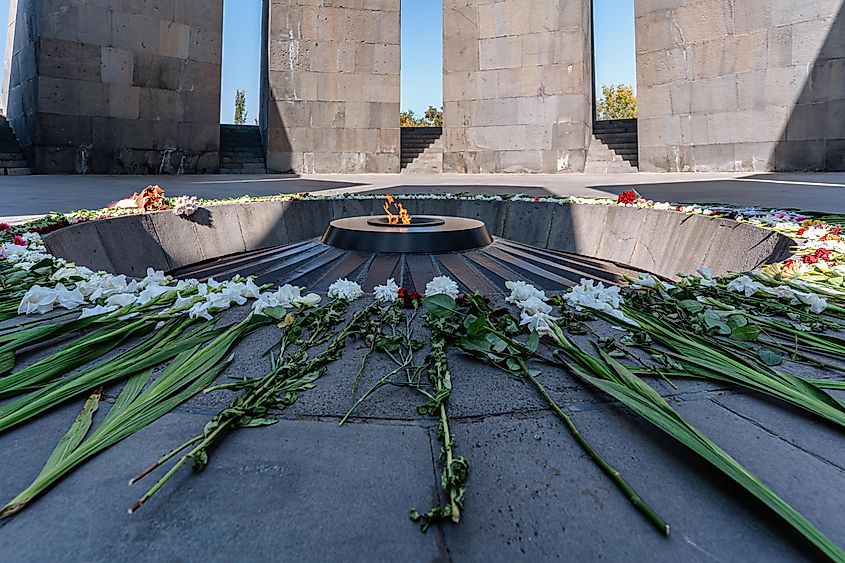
xmin=0 ymin=159 xmax=29 ymax=168
xmin=584 ymin=160 xmax=637 ymax=174
xmin=219 ymin=168 xmax=267 ymax=174
xmin=595 ymin=132 xmax=637 ymax=143
xmin=2 ymin=167 xmax=32 ymax=175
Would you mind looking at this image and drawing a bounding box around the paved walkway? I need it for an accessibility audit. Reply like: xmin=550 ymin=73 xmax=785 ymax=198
xmin=2 ymin=171 xmax=845 ymax=222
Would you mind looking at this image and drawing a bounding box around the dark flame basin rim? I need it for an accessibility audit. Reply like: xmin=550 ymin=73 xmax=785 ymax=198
xmin=322 ymin=215 xmax=492 ymax=253
xmin=366 ymin=216 xmax=446 ymax=228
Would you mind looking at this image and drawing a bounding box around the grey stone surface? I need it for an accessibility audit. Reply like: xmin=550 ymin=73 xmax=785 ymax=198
xmin=442 ymin=0 xmax=593 ymax=174
xmin=2 ymin=0 xmax=223 ymax=174
xmin=262 ymin=1 xmax=401 ymax=174
xmin=43 ymin=198 xmax=795 ymax=280
xmin=636 ymin=0 xmax=845 ymax=172
xmin=1 ymin=301 xmax=844 ymax=561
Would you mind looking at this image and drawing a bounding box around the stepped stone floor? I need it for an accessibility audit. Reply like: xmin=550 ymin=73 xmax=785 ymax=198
xmin=2 ymin=171 xmax=845 ymax=223
xmin=0 ymin=299 xmax=844 ymax=562
xmin=1 ymin=172 xmax=845 ymax=561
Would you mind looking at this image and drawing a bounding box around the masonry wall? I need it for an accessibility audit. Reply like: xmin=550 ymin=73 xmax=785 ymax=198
xmin=2 ymin=0 xmax=39 ymax=149
xmin=2 ymin=0 xmax=223 ymax=174
xmin=636 ymin=0 xmax=845 ymax=172
xmin=442 ymin=0 xmax=592 ymax=173
xmin=263 ymin=0 xmax=401 ymax=174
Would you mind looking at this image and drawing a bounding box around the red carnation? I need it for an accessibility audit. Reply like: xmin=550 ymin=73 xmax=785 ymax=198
xmin=0 ymin=223 xmax=10 ymax=231
xmin=397 ymin=288 xmax=422 ymax=309
xmin=617 ymin=190 xmax=638 ymax=205
xmin=815 ymin=248 xmax=834 ymax=262
xmin=12 ymin=235 xmax=26 ymax=246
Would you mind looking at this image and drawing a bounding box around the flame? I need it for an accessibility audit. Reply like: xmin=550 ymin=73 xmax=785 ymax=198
xmin=383 ymin=195 xmax=412 ymax=225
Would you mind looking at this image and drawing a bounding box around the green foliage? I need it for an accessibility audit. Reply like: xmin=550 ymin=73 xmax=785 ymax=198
xmin=424 ymin=105 xmax=443 ymax=127
xmin=400 ymin=106 xmax=443 ymax=128
xmin=234 ymin=89 xmax=247 ymax=125
xmin=596 ymin=84 xmax=638 ymax=120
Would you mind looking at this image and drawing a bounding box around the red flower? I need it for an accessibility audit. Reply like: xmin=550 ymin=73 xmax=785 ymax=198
xmin=532 ymin=197 xmax=541 ymax=203
xmin=0 ymin=223 xmax=10 ymax=231
xmin=815 ymin=248 xmax=834 ymax=262
xmin=12 ymin=235 xmax=26 ymax=246
xmin=617 ymin=190 xmax=638 ymax=205
xmin=797 ymin=227 xmax=806 ymax=236
xmin=397 ymin=288 xmax=423 ymax=309
xmin=832 ymin=225 xmax=843 ymax=236
xmin=803 ymin=248 xmax=835 ymax=264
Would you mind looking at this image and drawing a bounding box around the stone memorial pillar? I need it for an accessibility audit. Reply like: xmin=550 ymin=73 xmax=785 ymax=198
xmin=2 ymin=0 xmax=223 ymax=174
xmin=262 ymin=0 xmax=401 ymax=173
xmin=442 ymin=0 xmax=593 ymax=173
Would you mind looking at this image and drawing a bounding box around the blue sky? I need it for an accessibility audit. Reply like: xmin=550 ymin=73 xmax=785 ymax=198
xmin=0 ymin=0 xmax=636 ymax=121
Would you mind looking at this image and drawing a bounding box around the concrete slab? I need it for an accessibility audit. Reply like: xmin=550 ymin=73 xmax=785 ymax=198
xmin=3 ymin=172 xmax=845 ymax=223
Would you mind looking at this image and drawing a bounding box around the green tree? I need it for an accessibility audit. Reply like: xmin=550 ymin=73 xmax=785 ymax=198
xmin=596 ymin=84 xmax=637 ymax=120
xmin=233 ymin=90 xmax=247 ymax=125
xmin=423 ymin=105 xmax=443 ymax=127
xmin=400 ymin=110 xmax=420 ymax=128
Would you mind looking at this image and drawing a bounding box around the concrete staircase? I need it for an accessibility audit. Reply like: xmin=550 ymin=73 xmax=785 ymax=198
xmin=219 ymin=125 xmax=267 ymax=174
xmin=585 ymin=118 xmax=639 ymax=174
xmin=401 ymin=127 xmax=442 ymax=174
xmin=0 ymin=116 xmax=31 ymax=175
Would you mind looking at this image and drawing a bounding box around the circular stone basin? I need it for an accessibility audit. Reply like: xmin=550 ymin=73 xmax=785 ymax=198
xmin=366 ymin=216 xmax=446 ymax=228
xmin=322 ymin=215 xmax=492 ymax=253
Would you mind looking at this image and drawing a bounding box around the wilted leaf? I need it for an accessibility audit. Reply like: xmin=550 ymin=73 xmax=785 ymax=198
xmin=424 ymin=295 xmax=460 ymax=319
xmin=730 ymin=325 xmax=761 ymax=342
xmin=758 ymin=348 xmax=783 ymax=366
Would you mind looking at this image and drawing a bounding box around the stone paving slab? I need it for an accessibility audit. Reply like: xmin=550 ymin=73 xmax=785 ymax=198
xmin=2 ymin=300 xmax=845 ymax=561
xmin=2 ymin=172 xmax=845 ymax=221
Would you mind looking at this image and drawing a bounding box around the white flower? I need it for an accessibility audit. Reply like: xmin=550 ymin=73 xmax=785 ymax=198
xmin=374 ymin=279 xmax=400 ymax=302
xmin=51 ymin=266 xmax=81 ymax=282
xmin=171 ymin=293 xmax=197 ymax=311
xmin=631 ymin=273 xmax=658 ymax=289
xmin=18 ymin=285 xmax=57 ymax=315
xmin=252 ymin=293 xmax=278 ymax=316
xmin=175 ymin=278 xmax=199 ymax=292
xmin=106 ymin=293 xmax=138 ymax=308
xmin=766 ymin=285 xmax=798 ymax=302
xmin=293 ymin=293 xmax=321 ymax=308
xmin=726 ymin=275 xmax=765 ymax=297
xmin=54 ymin=284 xmax=86 ymax=310
xmin=275 ymin=284 xmax=305 ymax=307
xmin=520 ymin=310 xmax=559 ymax=336
xmin=240 ymin=278 xmax=262 ymax=299
xmin=79 ymin=305 xmax=119 ymax=319
xmin=173 ymin=195 xmax=200 ymax=217
xmin=697 ymin=267 xmax=718 ymax=287
xmin=425 ymin=276 xmax=459 ymax=299
xmin=794 ymin=291 xmax=828 ymax=314
xmin=328 ymin=278 xmax=364 ymax=301
xmin=519 ymin=295 xmax=552 ymax=316
xmin=140 ymin=268 xmax=169 ymax=287
xmin=135 ymin=283 xmax=171 ymax=306
xmin=505 ymin=280 xmax=546 ymax=305
xmin=188 ymin=301 xmax=213 ymax=320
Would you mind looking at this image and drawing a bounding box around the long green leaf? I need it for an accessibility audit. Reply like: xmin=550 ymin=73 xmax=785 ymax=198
xmin=624 ymin=309 xmax=845 ymax=430
xmin=0 ymin=318 xmax=213 ymax=433
xmin=0 ymin=320 xmax=153 ymax=397
xmin=0 ymin=315 xmax=264 ymax=518
xmin=553 ymin=328 xmax=845 ymax=562
xmin=36 ymin=390 xmax=101 ymax=480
